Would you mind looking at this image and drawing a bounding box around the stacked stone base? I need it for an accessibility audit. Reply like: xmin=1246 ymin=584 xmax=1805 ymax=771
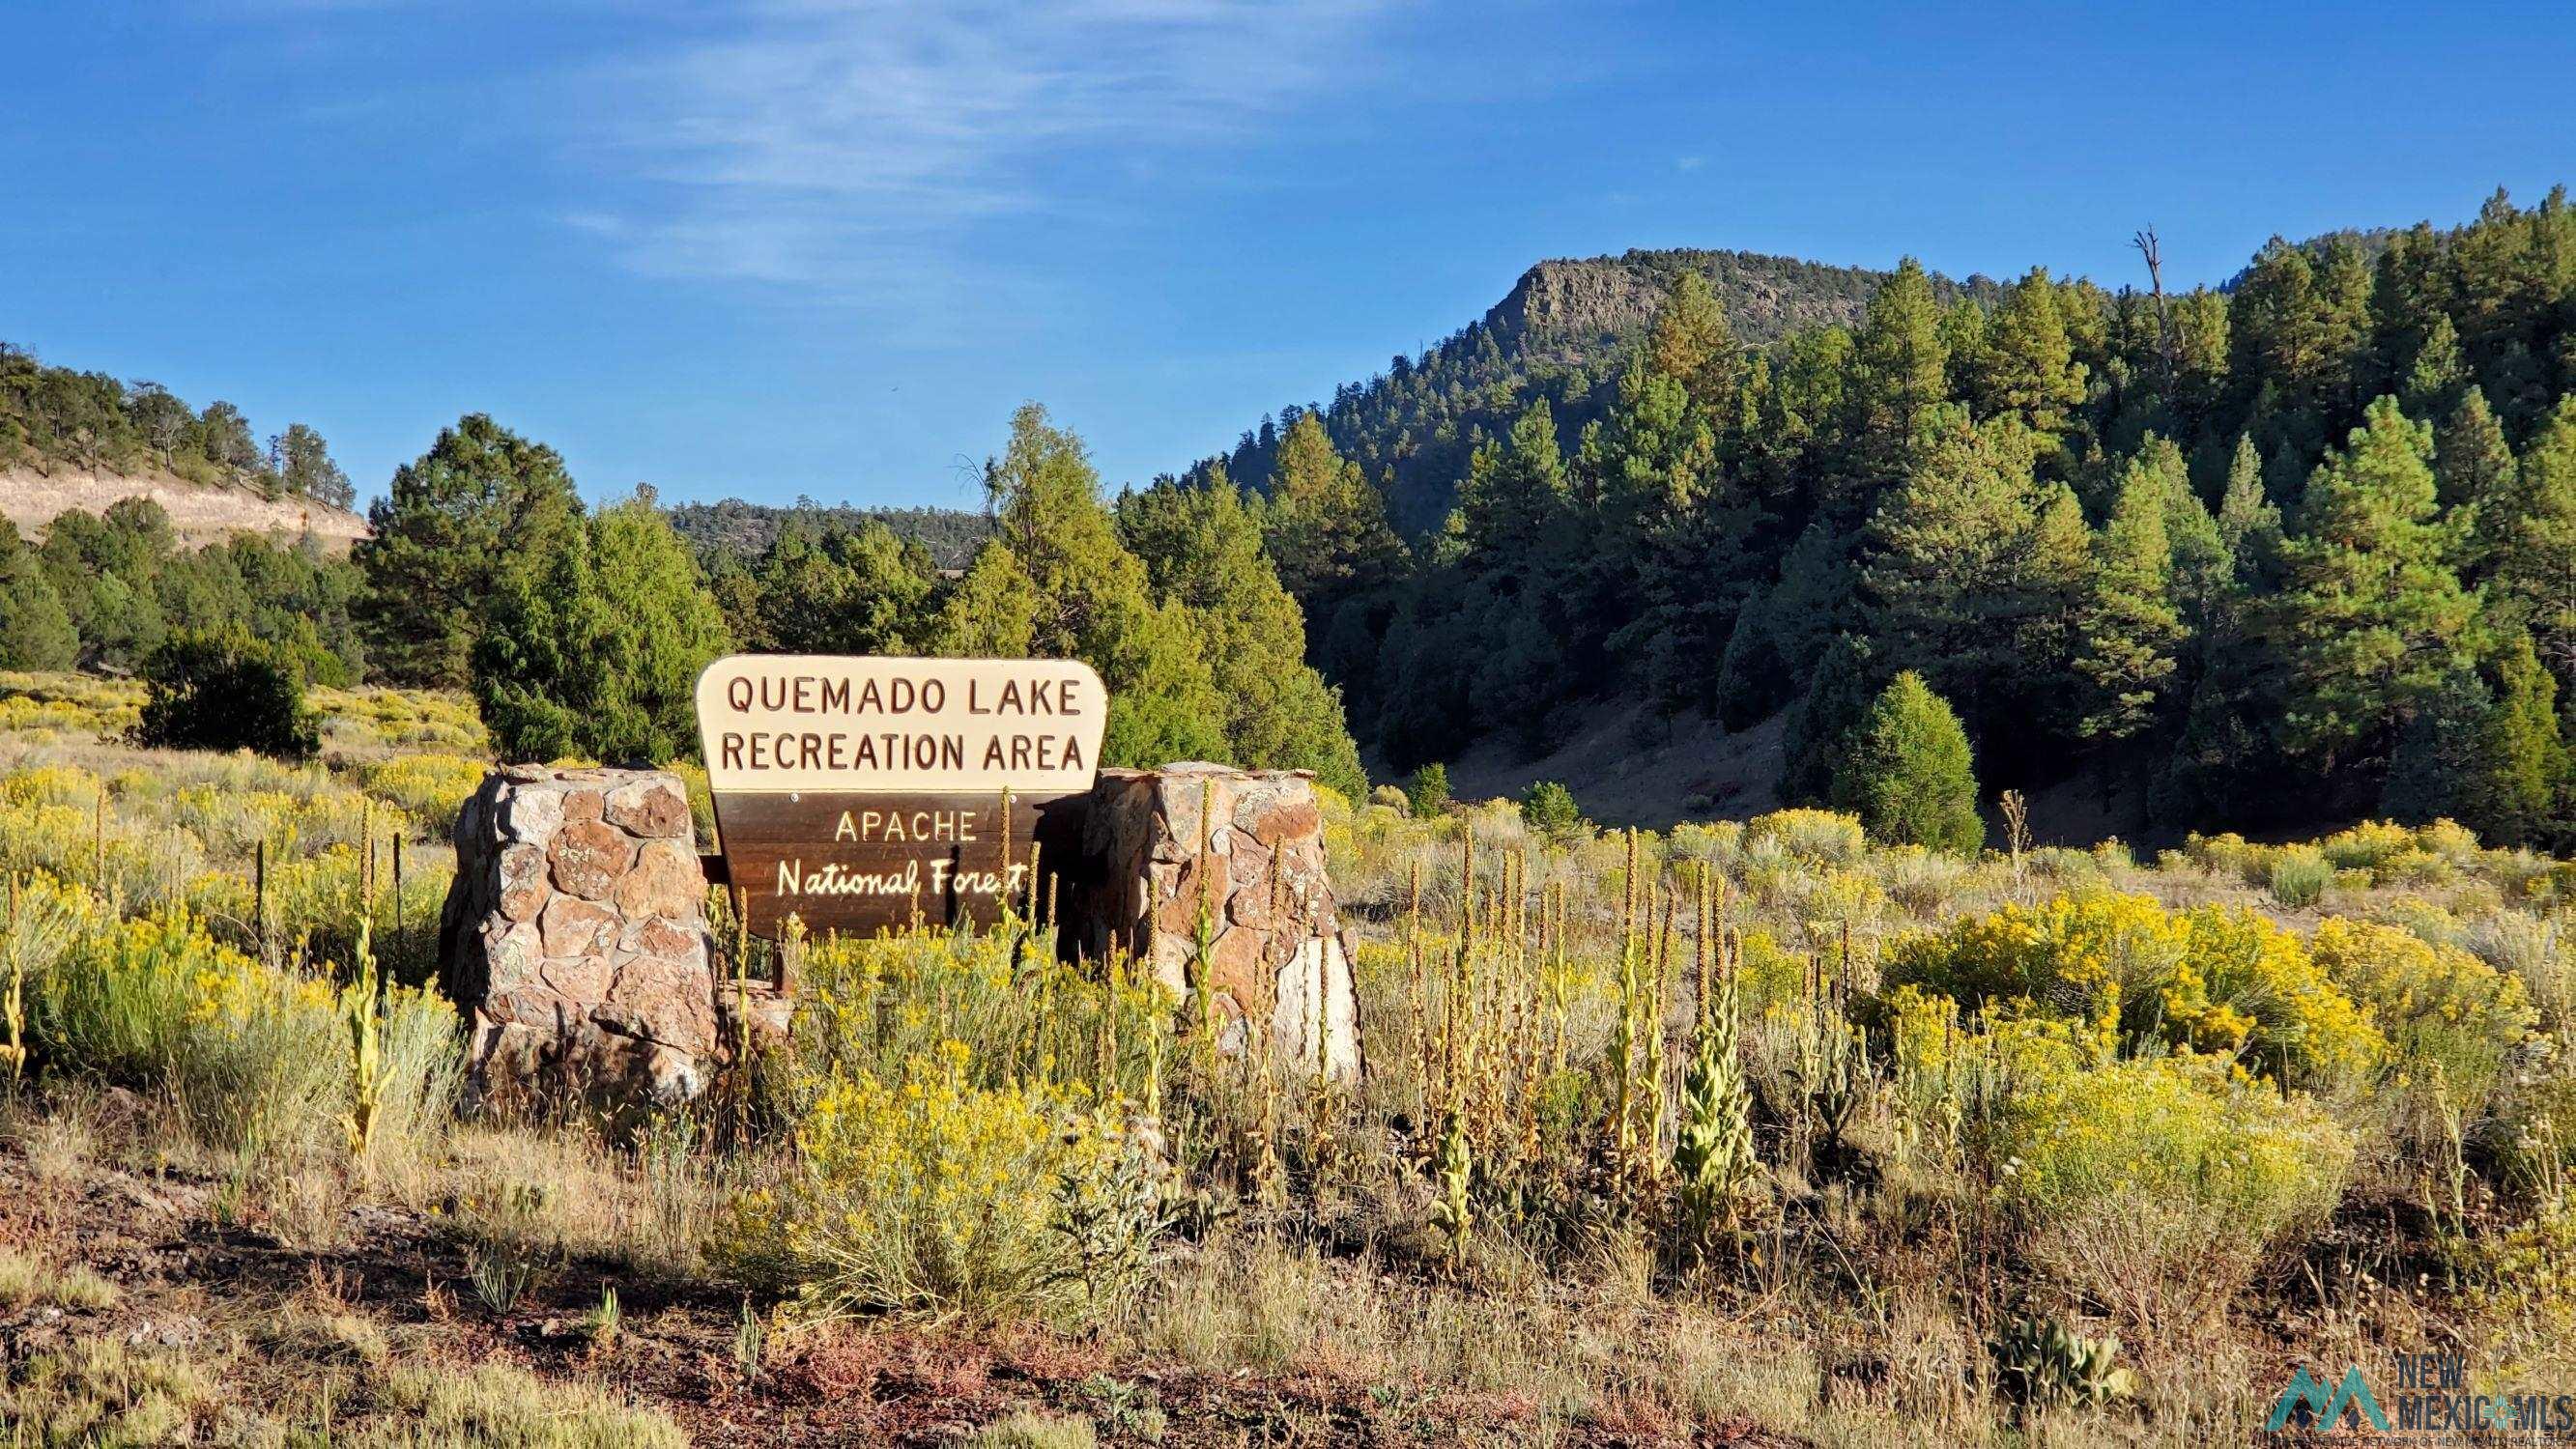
xmin=438 ymin=767 xmax=718 ymax=1108
xmin=1078 ymin=763 xmax=1360 ymax=1081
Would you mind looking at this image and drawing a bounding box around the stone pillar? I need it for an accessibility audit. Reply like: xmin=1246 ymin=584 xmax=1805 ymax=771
xmin=438 ymin=766 xmax=718 ymax=1108
xmin=1079 ymin=762 xmax=1360 ymax=1081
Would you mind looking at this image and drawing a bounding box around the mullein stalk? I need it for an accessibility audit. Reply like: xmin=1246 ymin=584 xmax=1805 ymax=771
xmin=2 ymin=875 xmax=24 ymax=1088
xmin=341 ymin=920 xmax=386 ymax=1165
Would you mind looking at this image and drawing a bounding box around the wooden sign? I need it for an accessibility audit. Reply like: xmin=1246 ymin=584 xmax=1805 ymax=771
xmin=695 ymin=655 xmax=1106 ymax=938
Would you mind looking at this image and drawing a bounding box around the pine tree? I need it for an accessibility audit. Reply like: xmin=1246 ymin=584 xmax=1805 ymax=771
xmin=2229 ymin=240 xmax=2331 ymax=418
xmin=1830 ymin=671 xmax=1984 ymax=854
xmin=2380 ymin=667 xmax=2492 ymax=830
xmin=472 ymin=490 xmax=731 ymax=764
xmin=0 ymin=545 xmax=77 ymax=670
xmin=1646 ymin=271 xmax=1742 ymax=413
xmin=1848 ymin=258 xmax=1949 ymax=485
xmin=355 ymin=414 xmax=582 ymax=688
xmin=2071 ymin=466 xmax=2182 ymax=744
xmin=2490 ymin=396 xmax=2576 ymax=691
xmin=1973 ymin=267 xmax=2089 ymax=444
xmin=1264 ymin=412 xmax=1407 ymax=619
xmin=2137 ymin=435 xmax=2229 ymax=643
xmin=1119 ymin=472 xmax=1368 ymax=798
xmin=2400 ymin=314 xmax=2471 ymax=422
xmin=1455 ymin=400 xmax=1571 ymax=573
xmin=1859 ymin=407 xmax=2043 ymax=734
xmin=2468 ymin=632 xmax=2567 ymax=846
xmin=2439 ymin=387 xmax=2517 ymax=513
xmin=1782 ymin=632 xmax=1877 ymax=806
xmin=2274 ymin=396 xmax=2479 ymax=766
xmin=983 ymin=405 xmax=1228 ymax=768
xmin=2216 ymin=434 xmax=2285 ymax=590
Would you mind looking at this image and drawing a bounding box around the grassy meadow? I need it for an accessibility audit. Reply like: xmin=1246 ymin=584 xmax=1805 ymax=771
xmin=1 ymin=669 xmax=2572 ymax=1444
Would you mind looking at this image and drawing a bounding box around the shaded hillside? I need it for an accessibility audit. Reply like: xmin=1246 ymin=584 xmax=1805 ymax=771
xmin=668 ymin=497 xmax=988 ymax=569
xmin=1207 ymin=248 xmax=2006 ymax=532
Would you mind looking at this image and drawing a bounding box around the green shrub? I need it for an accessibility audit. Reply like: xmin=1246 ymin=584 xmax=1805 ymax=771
xmin=2268 ymin=846 xmax=2333 ymax=907
xmin=1405 ymin=762 xmax=1451 ymax=818
xmin=131 ymin=633 xmax=319 ymax=760
xmin=1830 ymin=670 xmax=1983 ymax=855
xmin=1518 ymin=781 xmax=1586 ymax=845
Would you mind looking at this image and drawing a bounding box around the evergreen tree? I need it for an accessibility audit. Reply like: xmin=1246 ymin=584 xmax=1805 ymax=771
xmin=929 ymin=540 xmax=1045 ymax=657
xmin=2380 ymin=667 xmax=2492 ymax=830
xmin=1263 ymin=412 xmax=1407 ymax=620
xmin=2274 ymin=396 xmax=2479 ymax=767
xmin=982 ymin=405 xmax=1228 ymax=768
xmin=1847 ymin=258 xmax=1949 ymax=485
xmin=1858 ymin=407 xmax=2043 ymax=734
xmin=1119 ymin=472 xmax=1368 ymax=797
xmin=1830 ymin=671 xmax=1984 ymax=854
xmin=2400 ymin=314 xmax=2471 ymax=422
xmin=2468 ymin=632 xmax=2568 ymax=846
xmin=1646 ymin=271 xmax=1743 ymax=414
xmin=1972 ymin=267 xmax=2089 ymax=445
xmin=2439 ymin=386 xmax=2517 ymax=513
xmin=266 ymin=423 xmax=354 ymax=510
xmin=2216 ymin=434 xmax=2286 ymax=590
xmin=0 ymin=544 xmax=77 ymax=670
xmin=2490 ymin=396 xmax=2576 ymax=691
xmin=471 ymin=489 xmax=731 ymax=764
xmin=753 ymin=515 xmax=935 ymax=656
xmin=1782 ymin=632 xmax=1877 ymax=806
xmin=356 ymin=414 xmax=582 ymax=688
xmin=1455 ymin=400 xmax=1573 ymax=572
xmin=2071 ymin=466 xmax=2182 ymax=744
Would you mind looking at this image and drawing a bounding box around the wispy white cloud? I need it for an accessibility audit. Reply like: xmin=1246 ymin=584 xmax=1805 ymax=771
xmin=572 ymin=0 xmax=1399 ymax=292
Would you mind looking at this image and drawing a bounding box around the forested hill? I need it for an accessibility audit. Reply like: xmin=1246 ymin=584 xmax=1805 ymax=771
xmin=1203 ymin=248 xmax=2006 ymax=533
xmin=667 ymin=498 xmax=988 ymax=569
xmin=1247 ymin=186 xmax=2576 ymax=846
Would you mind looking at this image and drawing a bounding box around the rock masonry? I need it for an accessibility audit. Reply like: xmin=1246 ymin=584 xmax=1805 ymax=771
xmin=1077 ymin=762 xmax=1361 ymax=1081
xmin=437 ymin=766 xmax=718 ymax=1108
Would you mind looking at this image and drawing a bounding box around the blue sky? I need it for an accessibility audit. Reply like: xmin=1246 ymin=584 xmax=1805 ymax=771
xmin=5 ymin=2 xmax=2572 ymax=512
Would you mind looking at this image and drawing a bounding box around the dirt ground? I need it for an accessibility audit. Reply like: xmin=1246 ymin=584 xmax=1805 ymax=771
xmin=0 ymin=465 xmax=368 ymax=550
xmin=0 ymin=1103 xmax=1794 ymax=1447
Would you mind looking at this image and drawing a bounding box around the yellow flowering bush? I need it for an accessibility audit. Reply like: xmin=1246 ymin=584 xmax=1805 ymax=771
xmin=21 ymin=875 xmax=343 ymax=1158
xmin=730 ymin=1041 xmax=1156 ymax=1322
xmin=1983 ymin=1039 xmax=2354 ymax=1320
xmin=355 ymin=753 xmax=493 ymax=837
xmin=2310 ymin=918 xmax=2536 ymax=1102
xmin=1745 ymin=808 xmax=1866 ymax=865
xmin=1887 ymin=892 xmax=2384 ymax=1087
xmin=1887 ymin=891 xmax=2186 ymax=1045
xmin=728 ymin=923 xmax=1177 ymax=1323
xmin=2167 ymin=906 xmax=2384 ymax=1089
xmin=8 ymin=870 xmax=456 ymax=1165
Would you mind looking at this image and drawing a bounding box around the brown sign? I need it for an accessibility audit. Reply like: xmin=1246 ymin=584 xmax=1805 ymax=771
xmin=694 ymin=656 xmax=1107 ymax=938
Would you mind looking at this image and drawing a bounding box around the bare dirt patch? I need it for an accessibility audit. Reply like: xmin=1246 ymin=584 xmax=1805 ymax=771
xmin=0 ymin=466 xmax=367 ymax=550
